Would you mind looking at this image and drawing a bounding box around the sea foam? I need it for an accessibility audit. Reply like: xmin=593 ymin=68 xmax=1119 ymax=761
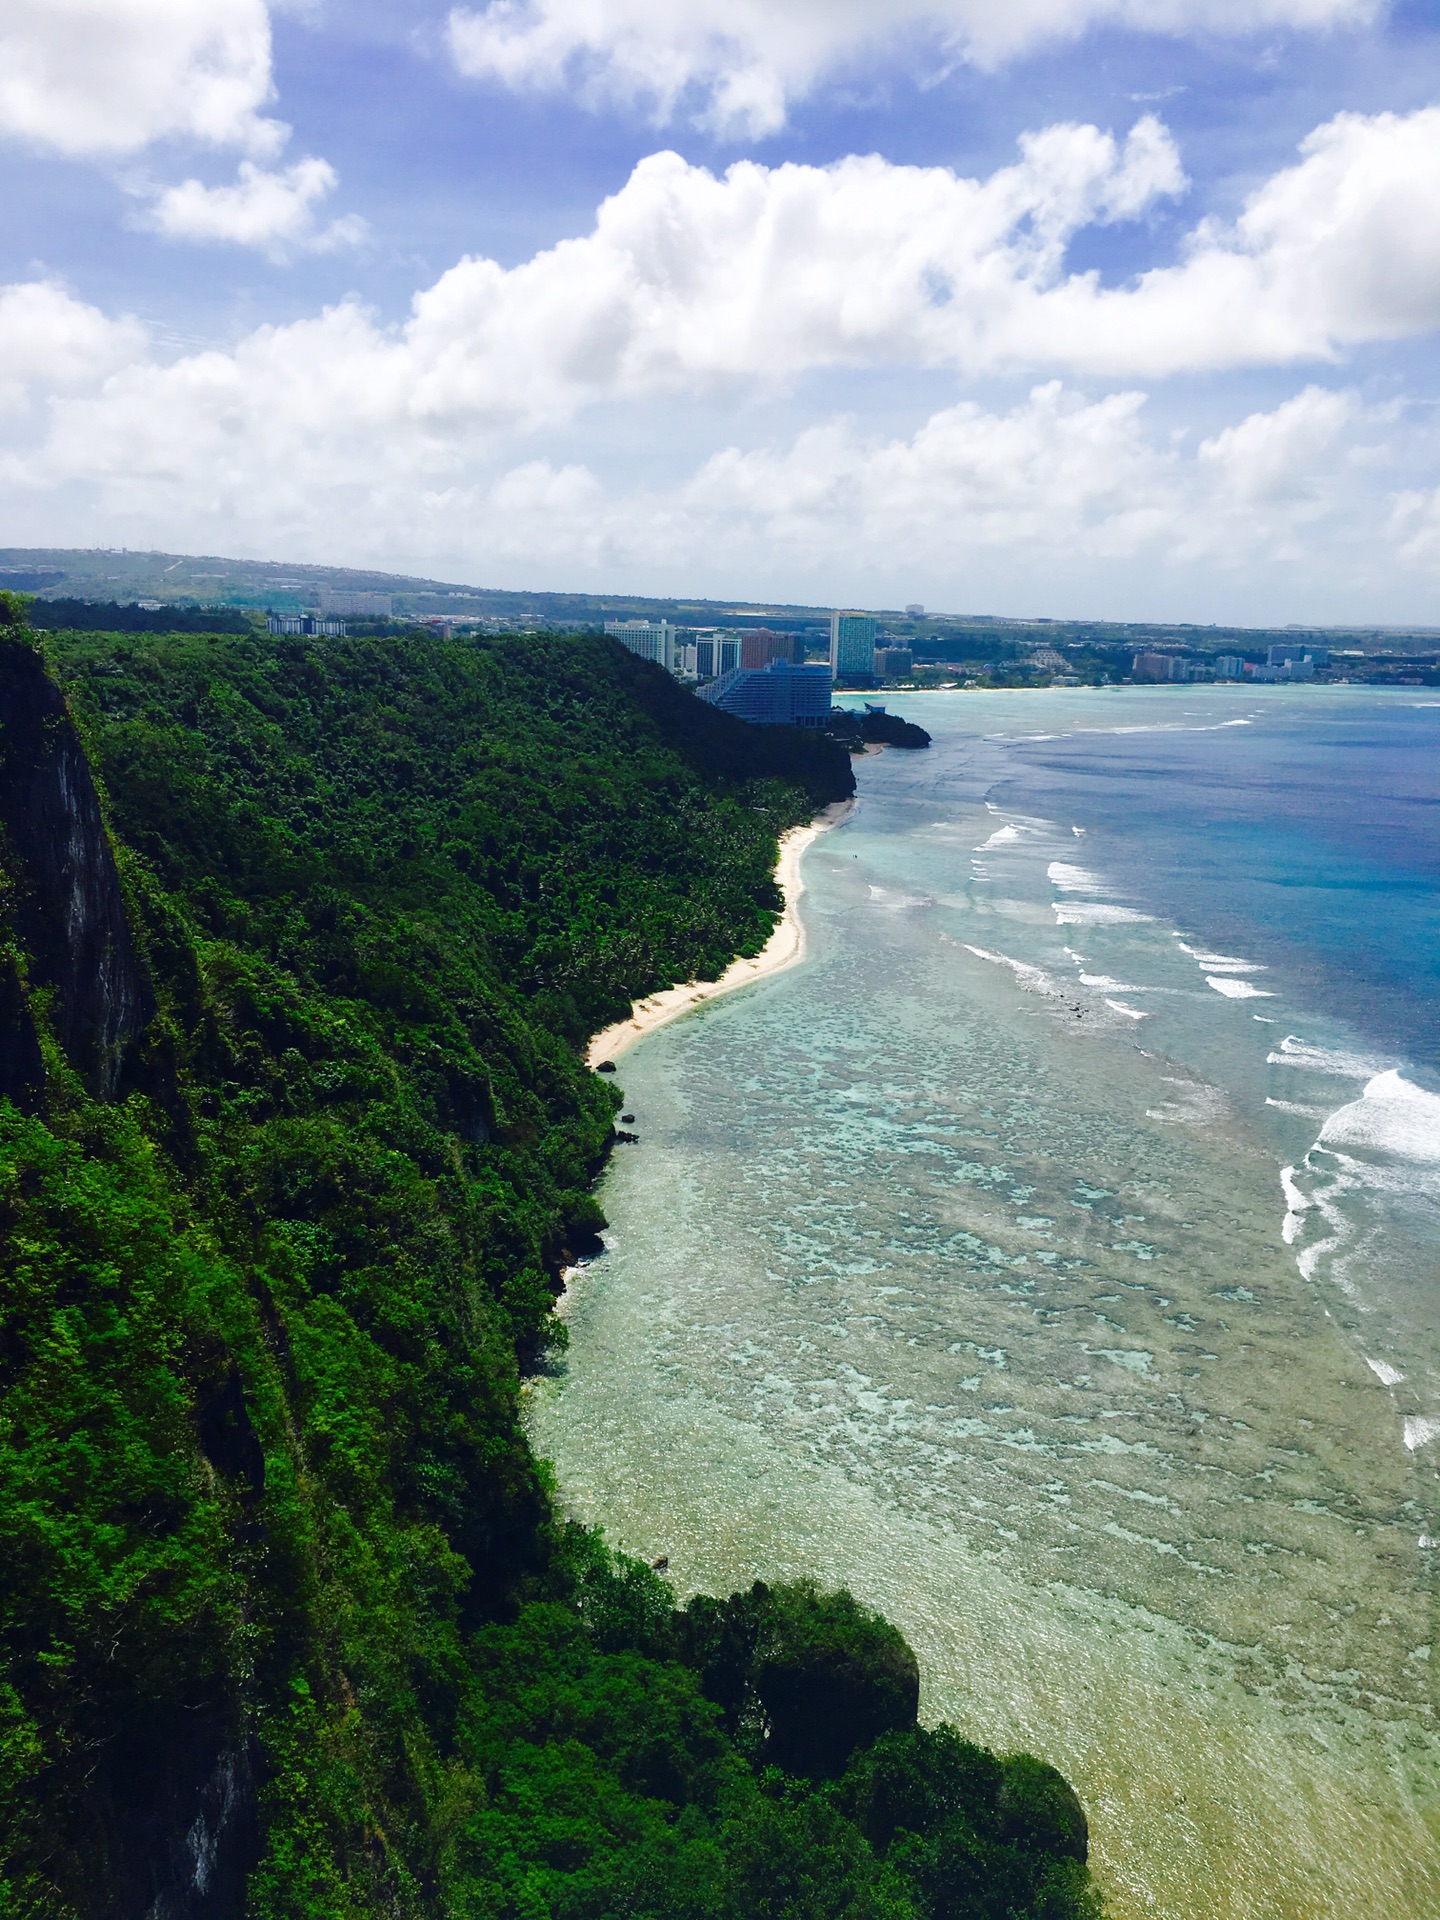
xmin=1047 ymin=861 xmax=1109 ymax=894
xmin=1053 ymin=903 xmax=1154 ymax=926
xmin=1177 ymin=941 xmax=1265 ymax=973
xmin=1318 ymin=1070 xmax=1440 ymax=1165
xmin=1267 ymin=1036 xmax=1387 ymax=1078
xmin=1207 ymin=977 xmax=1273 ymax=999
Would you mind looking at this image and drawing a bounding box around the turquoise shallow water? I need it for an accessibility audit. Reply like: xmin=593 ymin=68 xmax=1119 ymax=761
xmin=528 ymin=687 xmax=1440 ymax=1919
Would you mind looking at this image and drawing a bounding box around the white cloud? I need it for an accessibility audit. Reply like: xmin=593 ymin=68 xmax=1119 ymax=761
xmin=447 ymin=0 xmax=1381 ymax=137
xmin=677 ymin=385 xmax=1168 ymax=564
xmin=10 ymin=102 xmax=1440 ymax=423
xmin=1387 ymin=488 xmax=1440 ymax=568
xmin=0 ymin=0 xmax=365 ymax=264
xmin=0 ymin=0 xmax=282 ymax=158
xmin=0 ymin=282 xmax=148 ymax=412
xmin=3 ymin=106 xmax=1440 ymax=608
xmin=0 ymin=106 xmax=1434 ymax=450
xmin=1196 ymin=386 xmax=1357 ymax=505
xmin=0 ymin=287 xmax=1407 ymax=608
xmin=598 ymin=383 xmax=1380 ymax=580
xmin=67 ymin=103 xmax=1440 ymax=421
xmin=146 ymin=158 xmax=368 ymax=258
xmin=1078 ymin=108 xmax=1440 ymax=371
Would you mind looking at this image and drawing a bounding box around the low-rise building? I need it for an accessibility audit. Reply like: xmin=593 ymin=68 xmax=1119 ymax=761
xmin=696 ymin=660 xmax=833 ymax=727
xmin=1268 ymin=643 xmax=1329 ymax=668
xmin=267 ymin=612 xmax=347 ymax=636
xmin=320 ymin=589 xmax=393 ymax=618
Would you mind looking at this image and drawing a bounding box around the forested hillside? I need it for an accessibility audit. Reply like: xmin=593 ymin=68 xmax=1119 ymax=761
xmin=0 ymin=609 xmax=1102 ymax=1919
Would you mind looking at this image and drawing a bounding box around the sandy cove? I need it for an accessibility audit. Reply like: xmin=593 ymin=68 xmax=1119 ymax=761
xmin=585 ymin=798 xmax=854 ymax=1069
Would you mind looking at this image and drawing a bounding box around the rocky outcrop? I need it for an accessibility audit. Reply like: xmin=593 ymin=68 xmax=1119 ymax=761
xmin=825 ymin=706 xmax=932 ymax=750
xmin=0 ymin=637 xmax=152 ymax=1095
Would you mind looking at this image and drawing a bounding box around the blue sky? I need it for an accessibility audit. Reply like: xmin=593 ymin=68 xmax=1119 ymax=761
xmin=4 ymin=0 xmax=1440 ymax=621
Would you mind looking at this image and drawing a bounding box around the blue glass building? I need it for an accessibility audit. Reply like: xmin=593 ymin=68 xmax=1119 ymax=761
xmin=695 ymin=660 xmax=833 ymax=727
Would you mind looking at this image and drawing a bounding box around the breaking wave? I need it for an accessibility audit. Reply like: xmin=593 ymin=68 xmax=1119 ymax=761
xmin=1280 ymin=1068 xmax=1440 ymax=1457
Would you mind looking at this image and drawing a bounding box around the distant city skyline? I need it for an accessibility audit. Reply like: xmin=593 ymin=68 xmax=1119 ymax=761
xmin=4 ymin=4 xmax=1440 ymax=621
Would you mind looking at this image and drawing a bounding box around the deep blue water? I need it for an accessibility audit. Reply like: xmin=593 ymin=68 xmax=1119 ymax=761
xmin=978 ymin=693 xmax=1440 ymax=1078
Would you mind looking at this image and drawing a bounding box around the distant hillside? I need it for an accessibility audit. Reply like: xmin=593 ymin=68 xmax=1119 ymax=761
xmin=5 ymin=546 xmax=1438 ymax=655
xmin=0 ymin=547 xmax=842 ymax=638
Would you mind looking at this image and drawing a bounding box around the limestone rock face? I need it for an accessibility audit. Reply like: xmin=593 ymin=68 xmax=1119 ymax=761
xmin=0 ymin=637 xmax=152 ymax=1095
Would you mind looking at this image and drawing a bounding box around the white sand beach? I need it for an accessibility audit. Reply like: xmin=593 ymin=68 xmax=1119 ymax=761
xmin=585 ymin=798 xmax=852 ymax=1068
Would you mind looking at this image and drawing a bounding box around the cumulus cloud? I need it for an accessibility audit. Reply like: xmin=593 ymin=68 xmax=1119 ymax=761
xmin=17 ymin=374 xmax=1406 ymax=606
xmin=448 ymin=0 xmax=1380 ymax=136
xmin=2 ymin=105 xmax=1439 ymax=595
xmin=0 ymin=107 xmax=1436 ymax=443
xmin=0 ymin=0 xmax=282 ymax=158
xmin=632 ymin=383 xmax=1381 ymax=579
xmin=62 ymin=103 xmax=1439 ymax=414
xmin=663 ymin=386 xmax=1173 ymax=577
xmin=1079 ymin=108 xmax=1440 ymax=370
xmin=0 ymin=282 xmax=148 ymax=412
xmin=0 ymin=0 xmax=364 ymax=263
xmin=1195 ymin=386 xmax=1357 ymax=505
xmin=0 ymin=290 xmax=1400 ymax=600
xmin=145 ymin=158 xmax=369 ymax=258
xmin=1387 ymin=488 xmax=1440 ymax=567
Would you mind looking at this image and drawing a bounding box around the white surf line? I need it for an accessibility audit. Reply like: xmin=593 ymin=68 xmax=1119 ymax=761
xmin=1282 ymin=1068 xmax=1440 ymax=1461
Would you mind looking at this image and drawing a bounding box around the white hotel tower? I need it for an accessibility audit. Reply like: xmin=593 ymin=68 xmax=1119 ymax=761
xmin=604 ymin=619 xmax=673 ymax=672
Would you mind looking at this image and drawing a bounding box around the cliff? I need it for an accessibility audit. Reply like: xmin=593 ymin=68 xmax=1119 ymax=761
xmin=0 ymin=637 xmax=151 ymax=1098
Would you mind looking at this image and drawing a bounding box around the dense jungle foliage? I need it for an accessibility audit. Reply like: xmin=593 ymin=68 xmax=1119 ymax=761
xmin=0 ymin=611 xmax=1103 ymax=1919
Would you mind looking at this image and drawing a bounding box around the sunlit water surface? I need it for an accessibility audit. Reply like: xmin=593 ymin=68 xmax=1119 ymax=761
xmin=527 ymin=687 xmax=1440 ymax=1919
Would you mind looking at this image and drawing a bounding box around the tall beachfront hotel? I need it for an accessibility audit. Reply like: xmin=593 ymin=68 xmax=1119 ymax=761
xmin=830 ymin=611 xmax=878 ymax=680
xmin=605 ymin=618 xmax=674 ymax=672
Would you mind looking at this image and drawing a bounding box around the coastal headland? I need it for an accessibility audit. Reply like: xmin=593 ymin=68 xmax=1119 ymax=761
xmin=0 ymin=610 xmax=1104 ymax=1920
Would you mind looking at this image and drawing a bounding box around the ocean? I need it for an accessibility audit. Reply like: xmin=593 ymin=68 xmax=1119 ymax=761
xmin=526 ymin=685 xmax=1440 ymax=1919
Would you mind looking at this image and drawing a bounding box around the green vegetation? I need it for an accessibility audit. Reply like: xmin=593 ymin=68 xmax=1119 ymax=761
xmin=0 ymin=611 xmax=1102 ymax=1918
xmin=27 ymin=598 xmax=257 ymax=636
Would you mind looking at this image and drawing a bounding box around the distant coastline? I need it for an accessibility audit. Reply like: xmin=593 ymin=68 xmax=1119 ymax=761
xmin=586 ymin=798 xmax=853 ymax=1067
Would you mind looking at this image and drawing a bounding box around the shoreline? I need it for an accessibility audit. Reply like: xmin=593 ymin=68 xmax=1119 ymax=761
xmin=585 ymin=797 xmax=853 ymax=1068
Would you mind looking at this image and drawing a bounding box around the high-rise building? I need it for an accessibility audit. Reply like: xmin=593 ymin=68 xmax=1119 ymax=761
xmin=873 ymin=647 xmax=914 ymax=679
xmin=830 ymin=611 xmax=878 ymax=679
xmin=740 ymin=628 xmax=794 ymax=670
xmin=605 ymin=619 xmax=673 ymax=671
xmin=690 ymin=631 xmax=740 ymax=678
xmin=696 ymin=660 xmax=833 ymax=727
xmin=905 ymin=603 xmax=925 ymax=617
xmin=1132 ymin=651 xmax=1180 ymax=681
